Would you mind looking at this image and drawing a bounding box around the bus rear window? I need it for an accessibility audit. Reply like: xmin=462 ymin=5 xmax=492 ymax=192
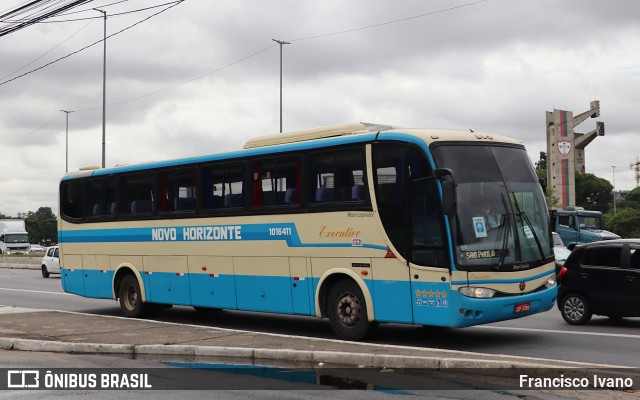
xmin=61 ymin=181 xmax=84 ymax=220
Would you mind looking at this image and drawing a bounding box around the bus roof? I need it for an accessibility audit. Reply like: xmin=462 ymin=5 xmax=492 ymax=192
xmin=63 ymin=124 xmax=522 ymax=180
xmin=243 ymin=122 xmax=393 ymax=149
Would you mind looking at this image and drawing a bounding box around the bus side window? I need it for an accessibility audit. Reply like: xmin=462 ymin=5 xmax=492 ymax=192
xmin=202 ymin=163 xmax=245 ymax=210
xmin=121 ymin=173 xmax=155 ymax=216
xmin=159 ymin=168 xmax=197 ymax=213
xmin=308 ymin=148 xmax=366 ymax=204
xmin=252 ymin=157 xmax=300 ymax=207
xmin=86 ymin=178 xmax=117 ymax=217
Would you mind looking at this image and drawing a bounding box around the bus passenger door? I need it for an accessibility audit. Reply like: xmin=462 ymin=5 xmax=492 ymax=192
xmin=407 ymin=177 xmax=452 ymax=326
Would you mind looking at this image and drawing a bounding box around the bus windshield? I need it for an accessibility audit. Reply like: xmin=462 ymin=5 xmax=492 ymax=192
xmin=432 ymin=144 xmax=553 ymax=271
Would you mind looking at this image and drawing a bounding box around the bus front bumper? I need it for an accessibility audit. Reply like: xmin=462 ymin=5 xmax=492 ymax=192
xmin=449 ymin=285 xmax=558 ymax=328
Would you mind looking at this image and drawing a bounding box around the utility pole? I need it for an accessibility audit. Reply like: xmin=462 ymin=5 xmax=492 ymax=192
xmin=631 ymin=156 xmax=640 ymax=187
xmin=60 ymin=110 xmax=74 ymax=173
xmin=612 ymin=165 xmax=616 ymax=215
xmin=272 ymin=39 xmax=290 ymax=133
xmin=94 ymin=8 xmax=107 ymax=168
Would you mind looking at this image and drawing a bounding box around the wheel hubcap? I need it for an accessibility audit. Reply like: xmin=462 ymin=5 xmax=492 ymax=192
xmin=337 ymin=293 xmax=360 ymax=326
xmin=564 ymin=297 xmax=584 ymax=321
xmin=124 ymin=285 xmax=137 ymax=310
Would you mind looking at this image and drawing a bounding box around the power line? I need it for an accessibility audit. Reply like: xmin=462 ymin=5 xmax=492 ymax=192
xmin=0 ymin=1 xmax=182 ymax=24
xmin=289 ymin=0 xmax=489 ymax=42
xmin=75 ymin=0 xmax=491 ymax=111
xmin=0 ymin=1 xmax=185 ymax=87
xmin=2 ymin=0 xmax=490 ymax=143
xmin=0 ymin=113 xmax=63 ymax=145
xmin=0 ymin=18 xmax=95 ymax=81
xmin=75 ymin=44 xmax=278 ymax=112
xmin=0 ymin=0 xmax=90 ymax=37
xmin=57 ymin=0 xmax=133 ymax=16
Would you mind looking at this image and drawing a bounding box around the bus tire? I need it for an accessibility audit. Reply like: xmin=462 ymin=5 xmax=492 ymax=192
xmin=118 ymin=275 xmax=145 ymax=318
xmin=327 ymin=280 xmax=371 ymax=341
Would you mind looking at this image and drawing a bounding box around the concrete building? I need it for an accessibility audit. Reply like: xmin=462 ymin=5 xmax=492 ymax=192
xmin=546 ymin=101 xmax=604 ymax=208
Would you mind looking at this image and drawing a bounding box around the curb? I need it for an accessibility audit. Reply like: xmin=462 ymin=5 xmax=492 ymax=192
xmin=0 ymin=337 xmax=610 ymax=370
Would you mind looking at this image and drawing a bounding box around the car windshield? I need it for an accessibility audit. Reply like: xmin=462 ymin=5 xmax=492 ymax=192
xmin=578 ymin=214 xmax=604 ymax=230
xmin=4 ymin=233 xmax=29 ymax=243
xmin=432 ymin=143 xmax=554 ymax=272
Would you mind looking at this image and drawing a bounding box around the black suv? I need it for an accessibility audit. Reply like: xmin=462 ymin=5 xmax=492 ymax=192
xmin=557 ymin=239 xmax=640 ymax=325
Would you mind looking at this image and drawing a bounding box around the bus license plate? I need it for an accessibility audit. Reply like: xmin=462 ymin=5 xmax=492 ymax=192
xmin=514 ymin=302 xmax=531 ymax=313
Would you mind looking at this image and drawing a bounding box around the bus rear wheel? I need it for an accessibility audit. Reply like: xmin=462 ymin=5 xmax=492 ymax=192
xmin=327 ymin=280 xmax=371 ymax=341
xmin=118 ymin=275 xmax=145 ymax=318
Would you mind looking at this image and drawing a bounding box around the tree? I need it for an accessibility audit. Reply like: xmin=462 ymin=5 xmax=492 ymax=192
xmin=0 ymin=211 xmax=8 ymax=219
xmin=535 ymin=151 xmax=547 ymax=181
xmin=545 ymin=186 xmax=561 ymax=209
xmin=24 ymin=207 xmax=58 ymax=244
xmin=575 ymin=173 xmax=612 ymax=213
xmin=605 ymin=208 xmax=640 ymax=238
xmin=625 ymin=187 xmax=640 ymax=203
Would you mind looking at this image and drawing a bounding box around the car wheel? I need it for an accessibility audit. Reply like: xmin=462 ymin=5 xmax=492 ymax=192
xmin=560 ymin=293 xmax=592 ymax=325
xmin=41 ymin=265 xmax=50 ymax=278
xmin=327 ymin=280 xmax=371 ymax=341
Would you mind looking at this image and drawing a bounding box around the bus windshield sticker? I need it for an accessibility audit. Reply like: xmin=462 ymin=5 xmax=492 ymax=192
xmin=473 ymin=217 xmax=487 ymax=238
xmin=523 ymin=225 xmax=534 ymax=239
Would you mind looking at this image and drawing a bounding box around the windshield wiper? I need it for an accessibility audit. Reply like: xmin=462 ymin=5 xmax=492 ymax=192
xmin=516 ymin=208 xmax=546 ymax=261
xmin=496 ymin=193 xmax=511 ymax=271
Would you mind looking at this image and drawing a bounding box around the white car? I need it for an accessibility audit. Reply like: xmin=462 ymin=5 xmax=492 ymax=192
xmin=29 ymin=244 xmax=45 ymax=253
xmin=41 ymin=246 xmax=60 ymax=278
xmin=552 ymin=232 xmax=571 ymax=274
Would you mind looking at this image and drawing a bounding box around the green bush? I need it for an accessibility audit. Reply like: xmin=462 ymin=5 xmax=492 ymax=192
xmin=605 ymin=208 xmax=640 ymax=238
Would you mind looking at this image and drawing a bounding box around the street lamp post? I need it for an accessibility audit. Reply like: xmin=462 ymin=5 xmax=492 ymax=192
xmin=272 ymin=39 xmax=290 ymax=133
xmin=60 ymin=110 xmax=74 ymax=173
xmin=612 ymin=165 xmax=617 ymax=215
xmin=94 ymin=8 xmax=107 ymax=168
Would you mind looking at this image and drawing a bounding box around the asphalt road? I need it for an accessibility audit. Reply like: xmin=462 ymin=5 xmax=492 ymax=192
xmin=2 ymin=268 xmax=640 ymax=367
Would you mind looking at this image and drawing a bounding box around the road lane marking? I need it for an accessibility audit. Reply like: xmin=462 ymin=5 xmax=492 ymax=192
xmin=0 ymin=287 xmax=73 ymax=296
xmin=476 ymin=325 xmax=640 ymax=339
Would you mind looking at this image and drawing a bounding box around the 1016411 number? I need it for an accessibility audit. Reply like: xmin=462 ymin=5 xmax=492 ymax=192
xmin=269 ymin=227 xmax=292 ymax=236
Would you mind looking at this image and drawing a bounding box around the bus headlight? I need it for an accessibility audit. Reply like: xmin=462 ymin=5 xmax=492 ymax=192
xmin=459 ymin=287 xmax=496 ymax=298
xmin=544 ymin=276 xmax=556 ymax=289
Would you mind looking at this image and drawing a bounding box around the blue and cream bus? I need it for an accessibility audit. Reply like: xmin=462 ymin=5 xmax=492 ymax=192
xmin=59 ymin=123 xmax=557 ymax=340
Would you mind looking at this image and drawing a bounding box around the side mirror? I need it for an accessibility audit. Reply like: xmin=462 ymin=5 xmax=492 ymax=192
xmin=434 ymin=168 xmax=457 ymax=216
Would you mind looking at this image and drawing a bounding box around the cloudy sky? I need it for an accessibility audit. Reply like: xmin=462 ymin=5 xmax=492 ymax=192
xmin=1 ymin=0 xmax=639 ymax=217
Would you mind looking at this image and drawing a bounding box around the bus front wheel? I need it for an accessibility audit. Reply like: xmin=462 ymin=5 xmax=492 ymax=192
xmin=327 ymin=280 xmax=371 ymax=341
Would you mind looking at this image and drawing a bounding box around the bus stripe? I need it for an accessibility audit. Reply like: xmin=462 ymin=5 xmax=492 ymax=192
xmin=58 ymin=223 xmax=388 ymax=251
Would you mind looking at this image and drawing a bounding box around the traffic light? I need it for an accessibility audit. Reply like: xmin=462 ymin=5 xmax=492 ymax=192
xmin=597 ymin=121 xmax=605 ymax=136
